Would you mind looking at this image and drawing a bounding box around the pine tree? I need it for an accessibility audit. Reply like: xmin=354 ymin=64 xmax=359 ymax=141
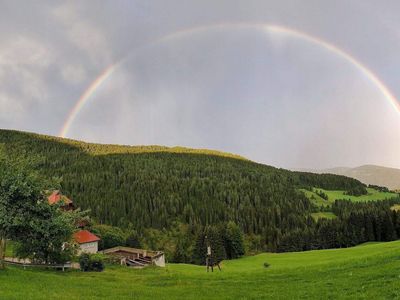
xmin=224 ymin=221 xmax=245 ymax=259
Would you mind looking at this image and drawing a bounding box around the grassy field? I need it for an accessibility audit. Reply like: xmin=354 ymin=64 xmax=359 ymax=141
xmin=302 ymin=187 xmax=398 ymax=207
xmin=2 ymin=241 xmax=400 ymax=299
xmin=5 ymin=240 xmax=16 ymax=257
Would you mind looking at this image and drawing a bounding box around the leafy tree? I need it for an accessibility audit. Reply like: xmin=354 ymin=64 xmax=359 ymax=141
xmin=92 ymin=224 xmax=126 ymax=250
xmin=14 ymin=206 xmax=84 ymax=264
xmin=141 ymin=228 xmax=165 ymax=251
xmin=0 ymin=157 xmax=47 ymax=268
xmin=223 ymin=221 xmax=245 ymax=259
xmin=192 ymin=228 xmax=207 ymax=265
xmin=244 ymin=234 xmax=263 ymax=255
xmin=172 ymin=225 xmax=194 ymax=263
xmin=0 ymin=156 xmax=82 ymax=267
xmin=126 ymin=231 xmax=141 ymax=249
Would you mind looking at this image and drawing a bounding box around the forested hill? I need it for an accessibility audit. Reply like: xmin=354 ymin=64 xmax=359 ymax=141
xmin=0 ymin=129 xmax=248 ymax=159
xmin=0 ymin=129 xmax=366 ymax=249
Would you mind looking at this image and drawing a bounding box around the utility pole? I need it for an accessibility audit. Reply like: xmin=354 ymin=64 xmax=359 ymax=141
xmin=205 ymin=235 xmax=213 ymax=272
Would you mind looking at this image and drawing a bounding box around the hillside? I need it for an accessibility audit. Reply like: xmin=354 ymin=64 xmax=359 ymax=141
xmin=300 ymin=165 xmax=400 ymax=190
xmin=1 ymin=241 xmax=400 ymax=299
xmin=0 ymin=129 xmax=369 ymax=250
xmin=302 ymin=187 xmax=398 ymax=207
xmin=0 ymin=129 xmax=248 ymax=160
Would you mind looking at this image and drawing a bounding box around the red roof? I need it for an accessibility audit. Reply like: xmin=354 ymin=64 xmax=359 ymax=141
xmin=74 ymin=230 xmax=100 ymax=244
xmin=48 ymin=191 xmax=73 ymax=205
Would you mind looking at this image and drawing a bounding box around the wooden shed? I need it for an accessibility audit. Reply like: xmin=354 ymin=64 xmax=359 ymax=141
xmin=102 ymin=246 xmax=165 ymax=267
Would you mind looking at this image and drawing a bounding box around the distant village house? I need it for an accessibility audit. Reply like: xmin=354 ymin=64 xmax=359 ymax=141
xmin=48 ymin=191 xmax=100 ymax=255
xmin=48 ymin=190 xmax=75 ymax=211
xmin=73 ymin=230 xmax=100 ymax=254
xmin=47 ymin=191 xmax=164 ymax=266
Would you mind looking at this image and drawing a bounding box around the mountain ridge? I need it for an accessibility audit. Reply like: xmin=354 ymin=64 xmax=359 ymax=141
xmin=0 ymin=129 xmax=248 ymax=160
xmin=295 ymin=165 xmax=400 ymax=190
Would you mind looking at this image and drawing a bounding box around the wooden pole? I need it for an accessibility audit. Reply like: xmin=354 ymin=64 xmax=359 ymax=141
xmin=0 ymin=237 xmax=6 ymax=269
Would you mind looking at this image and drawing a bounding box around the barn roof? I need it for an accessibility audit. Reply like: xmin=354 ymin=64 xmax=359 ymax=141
xmin=74 ymin=230 xmax=100 ymax=244
xmin=102 ymin=246 xmax=163 ymax=257
xmin=48 ymin=190 xmax=73 ymax=205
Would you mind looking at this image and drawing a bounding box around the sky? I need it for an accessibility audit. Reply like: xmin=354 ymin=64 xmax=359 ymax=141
xmin=1 ymin=0 xmax=400 ymax=169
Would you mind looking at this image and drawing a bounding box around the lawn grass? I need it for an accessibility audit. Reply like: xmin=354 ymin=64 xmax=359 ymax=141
xmin=5 ymin=240 xmax=16 ymax=257
xmin=300 ymin=188 xmax=329 ymax=207
xmin=301 ymin=187 xmax=398 ymax=207
xmin=2 ymin=241 xmax=400 ymax=299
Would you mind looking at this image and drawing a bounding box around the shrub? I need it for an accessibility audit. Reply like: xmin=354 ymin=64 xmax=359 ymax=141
xmin=92 ymin=225 xmax=126 ymax=250
xmin=263 ymin=262 xmax=270 ymax=268
xmin=126 ymin=233 xmax=141 ymax=248
xmin=79 ymin=253 xmax=105 ymax=272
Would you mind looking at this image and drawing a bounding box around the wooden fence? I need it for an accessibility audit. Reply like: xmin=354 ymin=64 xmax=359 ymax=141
xmin=4 ymin=257 xmax=80 ymax=271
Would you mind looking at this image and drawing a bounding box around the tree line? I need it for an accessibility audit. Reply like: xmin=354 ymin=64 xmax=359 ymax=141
xmin=278 ymin=198 xmax=400 ymax=252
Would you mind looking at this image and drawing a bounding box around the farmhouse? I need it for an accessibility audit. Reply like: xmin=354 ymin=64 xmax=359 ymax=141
xmin=102 ymin=246 xmax=165 ymax=267
xmin=47 ymin=191 xmax=100 ymax=254
xmin=48 ymin=190 xmax=75 ymax=211
xmin=74 ymin=230 xmax=100 ymax=254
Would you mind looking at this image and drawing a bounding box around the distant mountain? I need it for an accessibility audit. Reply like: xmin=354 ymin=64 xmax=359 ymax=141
xmin=298 ymin=165 xmax=400 ymax=190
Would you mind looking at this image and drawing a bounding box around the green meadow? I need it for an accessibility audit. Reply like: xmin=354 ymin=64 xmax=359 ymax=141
xmin=2 ymin=241 xmax=400 ymax=299
xmin=302 ymin=187 xmax=398 ymax=207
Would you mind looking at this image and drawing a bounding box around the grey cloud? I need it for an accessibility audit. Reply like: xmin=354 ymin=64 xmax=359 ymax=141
xmin=0 ymin=0 xmax=400 ymax=169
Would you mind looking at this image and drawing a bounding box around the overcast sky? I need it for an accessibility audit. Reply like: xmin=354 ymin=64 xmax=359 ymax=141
xmin=1 ymin=0 xmax=400 ymax=169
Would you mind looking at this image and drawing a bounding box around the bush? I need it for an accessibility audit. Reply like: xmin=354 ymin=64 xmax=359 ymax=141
xmin=126 ymin=233 xmax=141 ymax=248
xmin=79 ymin=253 xmax=105 ymax=272
xmin=263 ymin=262 xmax=270 ymax=268
xmin=92 ymin=225 xmax=126 ymax=250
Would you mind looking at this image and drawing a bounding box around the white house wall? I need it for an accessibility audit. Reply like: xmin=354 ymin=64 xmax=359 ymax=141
xmin=78 ymin=241 xmax=98 ymax=254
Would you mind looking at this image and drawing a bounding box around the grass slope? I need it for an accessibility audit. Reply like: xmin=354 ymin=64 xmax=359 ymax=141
xmin=303 ymin=188 xmax=398 ymax=207
xmin=2 ymin=241 xmax=400 ymax=299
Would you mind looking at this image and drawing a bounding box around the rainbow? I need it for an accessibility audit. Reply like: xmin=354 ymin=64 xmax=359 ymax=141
xmin=59 ymin=64 xmax=118 ymax=137
xmin=59 ymin=23 xmax=400 ymax=138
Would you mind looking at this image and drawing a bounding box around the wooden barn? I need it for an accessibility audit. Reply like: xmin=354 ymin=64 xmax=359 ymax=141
xmin=102 ymin=246 xmax=165 ymax=267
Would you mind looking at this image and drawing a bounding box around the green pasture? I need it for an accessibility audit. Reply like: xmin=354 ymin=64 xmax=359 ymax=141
xmin=302 ymin=187 xmax=398 ymax=207
xmin=2 ymin=241 xmax=400 ymax=299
